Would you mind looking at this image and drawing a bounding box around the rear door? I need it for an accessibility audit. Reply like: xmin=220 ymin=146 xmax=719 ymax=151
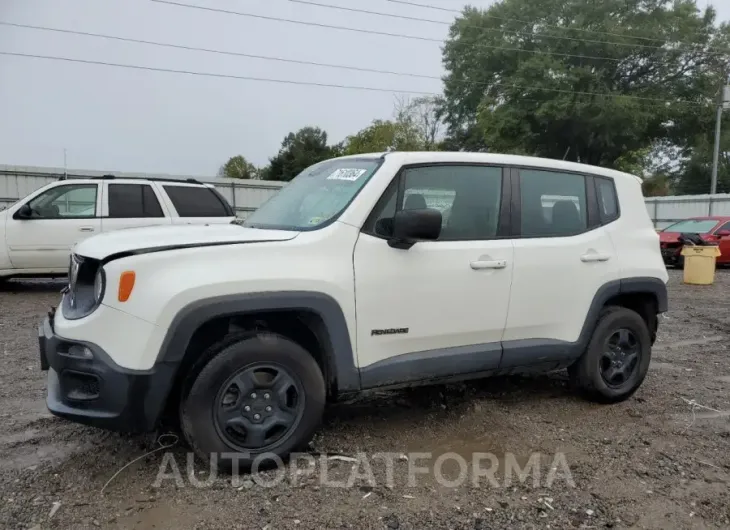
xmin=100 ymin=182 xmax=172 ymax=233
xmin=159 ymin=184 xmax=236 ymax=225
xmin=501 ymin=168 xmax=620 ymax=368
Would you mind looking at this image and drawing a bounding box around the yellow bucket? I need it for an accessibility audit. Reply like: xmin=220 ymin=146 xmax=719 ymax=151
xmin=680 ymin=245 xmax=721 ymax=285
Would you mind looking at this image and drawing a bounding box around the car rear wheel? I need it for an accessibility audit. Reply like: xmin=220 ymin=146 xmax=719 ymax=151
xmin=568 ymin=306 xmax=651 ymax=403
xmin=180 ymin=333 xmax=326 ymax=473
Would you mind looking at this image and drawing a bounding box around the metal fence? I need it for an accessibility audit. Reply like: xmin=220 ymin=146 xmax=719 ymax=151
xmin=0 ymin=165 xmax=285 ymax=218
xmin=645 ymin=194 xmax=730 ymax=229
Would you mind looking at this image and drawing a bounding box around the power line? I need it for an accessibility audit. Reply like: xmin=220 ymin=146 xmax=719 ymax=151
xmin=287 ymin=0 xmax=726 ymax=56
xmin=386 ymin=0 xmax=727 ymax=52
xmin=0 ymin=49 xmax=711 ymax=106
xmin=151 ymin=0 xmax=662 ymax=64
xmin=0 ymin=21 xmax=439 ymax=80
xmin=0 ymin=50 xmax=439 ymax=94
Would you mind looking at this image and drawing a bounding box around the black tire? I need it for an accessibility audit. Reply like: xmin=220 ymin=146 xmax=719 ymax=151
xmin=676 ymin=255 xmax=685 ymax=270
xmin=568 ymin=306 xmax=651 ymax=404
xmin=180 ymin=332 xmax=325 ymax=473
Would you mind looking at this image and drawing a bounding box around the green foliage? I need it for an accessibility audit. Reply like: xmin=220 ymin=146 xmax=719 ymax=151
xmin=218 ymin=155 xmax=258 ymax=180
xmin=642 ymin=174 xmax=672 ymax=197
xmin=342 ymin=119 xmax=423 ymax=155
xmin=440 ymin=0 xmax=729 ymax=169
xmin=673 ymin=127 xmax=730 ymax=194
xmin=267 ymin=127 xmax=335 ymax=182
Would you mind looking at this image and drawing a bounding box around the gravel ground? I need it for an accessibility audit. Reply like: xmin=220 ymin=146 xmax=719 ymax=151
xmin=1 ymin=270 xmax=729 ymax=530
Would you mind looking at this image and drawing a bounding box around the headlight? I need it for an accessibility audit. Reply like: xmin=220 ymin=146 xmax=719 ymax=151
xmin=93 ymin=267 xmax=105 ymax=304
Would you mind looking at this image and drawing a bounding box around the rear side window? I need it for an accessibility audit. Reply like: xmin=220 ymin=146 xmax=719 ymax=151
xmin=519 ymin=169 xmax=587 ymax=237
xmin=595 ymin=177 xmax=619 ymax=223
xmin=108 ymin=184 xmax=164 ymax=218
xmin=163 ymin=186 xmax=231 ymax=217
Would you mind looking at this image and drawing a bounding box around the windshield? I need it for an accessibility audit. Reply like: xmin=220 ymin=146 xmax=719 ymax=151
xmin=663 ymin=219 xmax=719 ymax=233
xmin=243 ymin=157 xmax=382 ymax=231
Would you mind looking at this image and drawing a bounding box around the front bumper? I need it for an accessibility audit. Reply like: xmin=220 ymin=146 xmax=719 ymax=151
xmin=661 ymin=247 xmax=681 ymax=265
xmin=39 ymin=309 xmax=174 ymax=433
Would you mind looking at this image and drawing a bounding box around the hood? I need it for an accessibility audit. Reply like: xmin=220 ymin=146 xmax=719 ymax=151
xmin=73 ymin=224 xmax=299 ymax=261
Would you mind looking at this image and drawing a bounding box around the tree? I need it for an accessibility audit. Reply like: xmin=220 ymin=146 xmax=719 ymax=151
xmin=342 ymin=96 xmax=444 ymax=155
xmin=218 ymin=155 xmax=258 ymax=179
xmin=342 ymin=119 xmax=423 ymax=155
xmin=673 ymin=130 xmax=730 ymax=195
xmin=440 ymin=0 xmax=729 ymax=168
xmin=395 ymin=95 xmax=445 ymax=150
xmin=267 ymin=127 xmax=334 ymax=182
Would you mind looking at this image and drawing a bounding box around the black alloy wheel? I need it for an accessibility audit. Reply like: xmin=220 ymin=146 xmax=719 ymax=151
xmin=600 ymin=328 xmax=640 ymax=389
xmin=214 ymin=363 xmax=304 ymax=451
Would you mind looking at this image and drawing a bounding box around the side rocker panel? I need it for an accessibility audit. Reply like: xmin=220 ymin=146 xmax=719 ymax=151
xmin=156 ymin=291 xmax=360 ymax=392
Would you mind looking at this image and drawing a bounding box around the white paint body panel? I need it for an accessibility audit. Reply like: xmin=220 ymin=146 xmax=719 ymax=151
xmin=353 ymin=233 xmax=514 ymax=367
xmin=47 ymin=152 xmax=668 ymax=374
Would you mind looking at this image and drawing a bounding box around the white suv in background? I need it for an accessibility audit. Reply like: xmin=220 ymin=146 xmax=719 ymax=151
xmin=37 ymin=152 xmax=668 ymax=472
xmin=0 ymin=175 xmax=235 ymax=279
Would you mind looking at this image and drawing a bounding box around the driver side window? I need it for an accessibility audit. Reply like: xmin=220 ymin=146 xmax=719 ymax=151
xmin=363 ymin=165 xmax=503 ymax=241
xmin=27 ymin=184 xmax=98 ymax=219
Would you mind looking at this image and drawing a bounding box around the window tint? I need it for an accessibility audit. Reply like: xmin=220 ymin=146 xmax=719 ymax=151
xmin=519 ymin=169 xmax=587 ymax=237
xmin=28 ymin=184 xmax=98 ymax=218
xmin=716 ymin=221 xmax=730 ymax=233
xmin=367 ymin=165 xmax=503 ymax=241
xmin=108 ymin=184 xmax=164 ymax=218
xmin=163 ymin=186 xmax=231 ymax=217
xmin=595 ymin=177 xmax=619 ymax=223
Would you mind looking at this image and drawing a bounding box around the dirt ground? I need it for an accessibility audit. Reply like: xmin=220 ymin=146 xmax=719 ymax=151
xmin=1 ymin=270 xmax=729 ymax=530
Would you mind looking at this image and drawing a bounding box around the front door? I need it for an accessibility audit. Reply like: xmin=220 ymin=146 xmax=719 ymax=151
xmin=5 ymin=182 xmax=102 ymax=270
xmin=353 ymin=164 xmax=514 ymax=388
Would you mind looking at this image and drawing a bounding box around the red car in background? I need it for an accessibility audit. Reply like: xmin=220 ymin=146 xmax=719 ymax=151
xmin=659 ymin=217 xmax=730 ymax=268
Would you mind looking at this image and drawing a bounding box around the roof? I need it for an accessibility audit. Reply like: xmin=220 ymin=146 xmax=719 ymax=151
xmin=336 ymin=151 xmax=641 ymax=182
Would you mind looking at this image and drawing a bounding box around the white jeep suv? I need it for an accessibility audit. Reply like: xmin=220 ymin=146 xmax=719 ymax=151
xmin=37 ymin=152 xmax=668 ymax=470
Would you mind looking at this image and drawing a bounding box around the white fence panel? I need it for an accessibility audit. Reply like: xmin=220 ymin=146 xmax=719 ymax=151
xmin=645 ymin=194 xmax=730 ymax=229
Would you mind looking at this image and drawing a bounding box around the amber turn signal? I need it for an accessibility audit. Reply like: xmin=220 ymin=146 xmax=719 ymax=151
xmin=118 ymin=271 xmax=136 ymax=302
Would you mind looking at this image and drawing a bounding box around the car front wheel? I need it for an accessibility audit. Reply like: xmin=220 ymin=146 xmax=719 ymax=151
xmin=180 ymin=332 xmax=326 ymax=473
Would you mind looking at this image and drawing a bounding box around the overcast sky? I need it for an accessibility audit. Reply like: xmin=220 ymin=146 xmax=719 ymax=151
xmin=0 ymin=0 xmax=728 ymax=177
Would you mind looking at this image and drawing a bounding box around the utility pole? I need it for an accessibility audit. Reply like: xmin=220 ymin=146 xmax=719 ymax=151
xmin=710 ymin=74 xmax=730 ymax=196
xmin=63 ymin=148 xmax=68 ymax=179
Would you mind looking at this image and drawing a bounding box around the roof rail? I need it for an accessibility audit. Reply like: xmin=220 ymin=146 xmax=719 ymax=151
xmin=57 ymin=174 xmax=208 ymax=185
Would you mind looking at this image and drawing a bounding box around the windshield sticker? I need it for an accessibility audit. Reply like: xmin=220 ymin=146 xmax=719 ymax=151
xmin=308 ymin=216 xmax=325 ymax=225
xmin=326 ymin=168 xmax=367 ymax=182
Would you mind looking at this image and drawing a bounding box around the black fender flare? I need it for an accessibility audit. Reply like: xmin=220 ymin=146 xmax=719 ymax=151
xmin=576 ymin=277 xmax=667 ymax=350
xmin=155 ymin=291 xmax=360 ymax=392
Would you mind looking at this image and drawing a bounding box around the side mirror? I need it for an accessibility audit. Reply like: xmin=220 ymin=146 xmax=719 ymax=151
xmin=388 ymin=208 xmax=442 ymax=249
xmin=716 ymin=230 xmax=730 ymax=238
xmin=14 ymin=204 xmax=33 ymax=220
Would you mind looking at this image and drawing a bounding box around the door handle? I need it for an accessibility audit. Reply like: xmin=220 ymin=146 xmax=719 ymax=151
xmin=470 ymin=259 xmax=507 ymax=270
xmin=580 ymin=253 xmax=610 ymax=262
xmin=79 ymin=226 xmax=95 ymax=233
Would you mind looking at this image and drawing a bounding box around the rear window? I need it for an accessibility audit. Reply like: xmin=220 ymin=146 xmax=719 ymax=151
xmin=108 ymin=184 xmax=164 ymax=218
xmin=163 ymin=186 xmax=232 ymax=217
